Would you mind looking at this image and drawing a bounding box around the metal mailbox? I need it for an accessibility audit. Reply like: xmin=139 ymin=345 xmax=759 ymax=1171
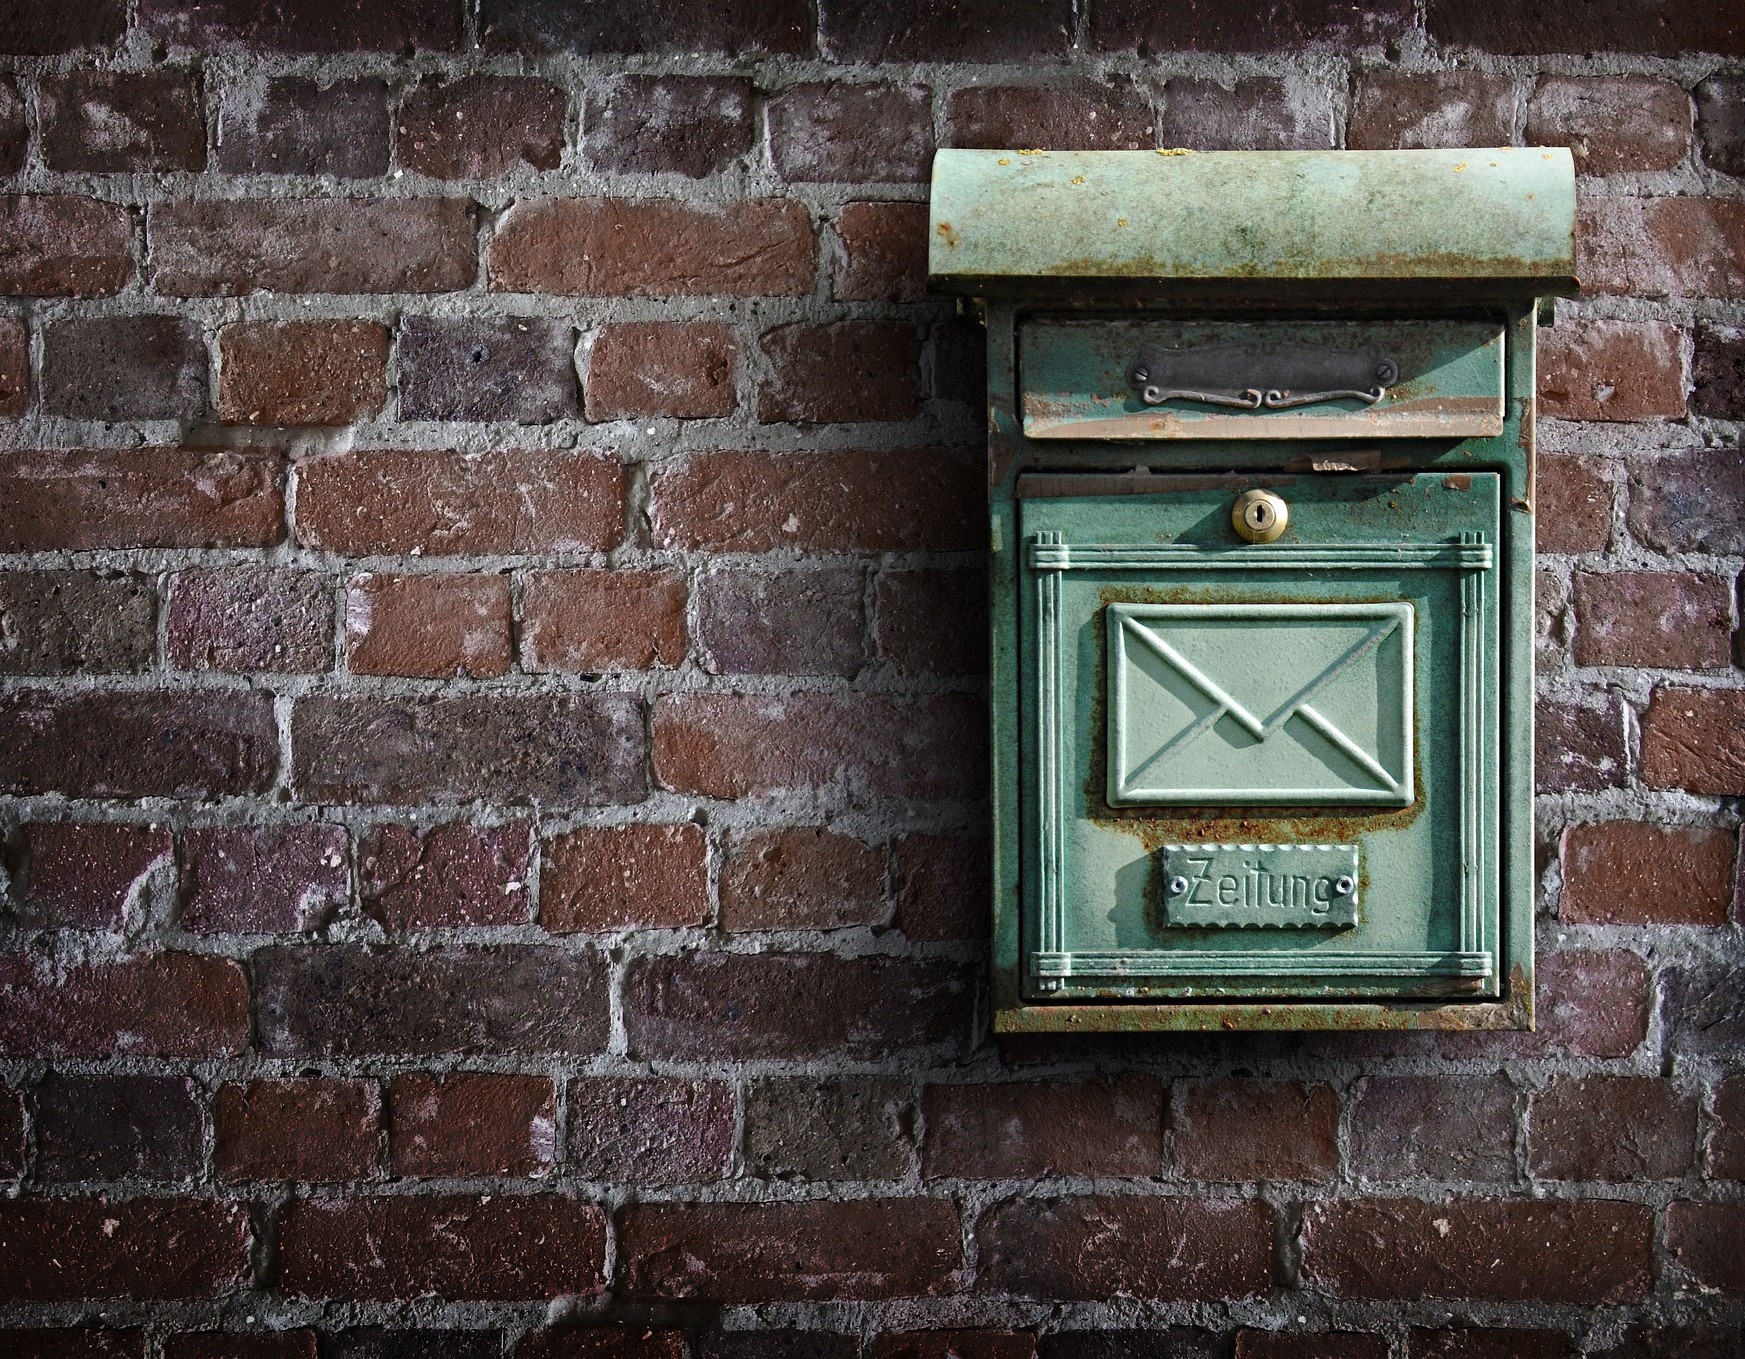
xmin=928 ymin=147 xmax=1577 ymax=1032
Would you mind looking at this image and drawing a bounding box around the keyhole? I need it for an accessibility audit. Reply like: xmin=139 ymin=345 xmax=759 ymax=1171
xmin=1247 ymin=502 xmax=1273 ymax=529
xmin=1231 ymin=489 xmax=1288 ymax=543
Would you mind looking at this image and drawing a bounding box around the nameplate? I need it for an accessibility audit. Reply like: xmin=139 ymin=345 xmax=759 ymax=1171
xmin=1160 ymin=842 xmax=1359 ymax=929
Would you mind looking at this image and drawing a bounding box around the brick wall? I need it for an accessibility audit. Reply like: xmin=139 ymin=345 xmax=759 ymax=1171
xmin=0 ymin=2 xmax=1741 ymax=1357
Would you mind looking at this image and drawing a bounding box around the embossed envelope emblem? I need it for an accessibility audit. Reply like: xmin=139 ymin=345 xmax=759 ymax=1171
xmin=1107 ymin=602 xmax=1414 ymax=807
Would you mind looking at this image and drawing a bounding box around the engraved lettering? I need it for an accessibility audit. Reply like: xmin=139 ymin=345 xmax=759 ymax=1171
xmin=1217 ymin=875 xmax=1238 ymax=905
xmin=1188 ymin=858 xmax=1214 ymax=904
xmin=1161 ymin=843 xmax=1360 ymax=930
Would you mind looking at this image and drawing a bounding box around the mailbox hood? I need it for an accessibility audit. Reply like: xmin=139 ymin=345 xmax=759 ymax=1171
xmin=929 ymin=147 xmax=1578 ymax=298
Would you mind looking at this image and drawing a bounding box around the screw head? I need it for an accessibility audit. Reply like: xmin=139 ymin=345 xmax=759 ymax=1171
xmin=1167 ymin=874 xmax=1190 ymax=896
xmin=1333 ymin=875 xmax=1356 ymax=897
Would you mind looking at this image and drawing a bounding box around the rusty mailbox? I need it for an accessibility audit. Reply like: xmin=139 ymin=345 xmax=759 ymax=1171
xmin=929 ymin=148 xmax=1577 ymax=1032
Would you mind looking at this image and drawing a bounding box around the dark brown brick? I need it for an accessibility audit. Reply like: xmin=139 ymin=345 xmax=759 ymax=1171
xmin=345 ymin=573 xmax=512 ymax=679
xmin=1561 ymin=822 xmax=1735 ymax=926
xmin=1699 ymin=75 xmax=1745 ymax=176
xmin=759 ymin=321 xmax=921 ymax=423
xmin=1640 ymin=687 xmax=1745 ymax=793
xmin=0 ymin=449 xmax=283 ymax=551
xmin=697 ymin=565 xmax=865 ymax=676
xmin=35 ymin=1074 xmax=201 ymax=1182
xmin=215 ymin=77 xmax=389 ymax=176
xmin=13 ymin=822 xmax=173 ymax=929
xmin=42 ymin=316 xmax=207 ymax=421
xmin=1156 ymin=78 xmax=1333 ymax=150
xmin=360 ymin=822 xmax=531 ymax=928
xmin=1573 ymin=572 xmax=1731 ymax=669
xmin=182 ymin=824 xmax=348 ymax=933
xmin=1662 ymin=961 xmax=1745 ymax=1057
xmin=1303 ymin=1199 xmax=1651 ymax=1302
xmin=1627 ymin=449 xmax=1745 ymax=555
xmin=653 ymin=692 xmax=985 ymax=802
xmin=0 ymin=689 xmax=277 ymax=799
xmin=520 ymin=569 xmax=687 ymax=672
xmin=621 ymin=1199 xmax=961 ymax=1301
xmin=539 ymin=824 xmax=709 ymax=932
xmin=164 ymin=1331 xmax=317 ymax=1359
xmin=390 ymin=1073 xmax=555 ymax=1177
xmin=139 ymin=0 xmax=461 ymax=52
xmin=277 ymin=1195 xmax=606 ymax=1300
xmin=893 ymin=834 xmax=989 ymax=941
xmin=1437 ymin=952 xmax=1648 ymax=1061
xmin=1536 ymin=454 xmax=1612 ymax=554
xmin=0 ymin=196 xmax=133 ymax=296
xmin=399 ymin=317 xmax=577 ymax=422
xmin=295 ymin=448 xmax=623 ymax=555
xmin=213 ymin=1078 xmax=380 ymax=1183
xmin=833 ymin=202 xmax=927 ymax=303
xmin=874 ymin=1334 xmax=1033 ymax=1359
xmin=329 ymin=1333 xmax=499 ymax=1359
xmin=1588 ymin=1327 xmax=1743 ymax=1359
xmin=1348 ymin=1075 xmax=1515 ymax=1183
xmin=490 ymin=198 xmax=813 ymax=297
xmin=151 ymin=199 xmax=475 ymax=295
xmin=1710 ymin=1077 xmax=1745 ymax=1178
xmin=1425 ymin=0 xmax=1744 ymax=56
xmin=0 ymin=315 xmax=24 ymax=416
xmin=584 ymin=77 xmax=754 ymax=178
xmin=1173 ymin=1080 xmax=1340 ymax=1182
xmin=719 ymin=827 xmax=885 ymax=931
xmin=943 ymin=81 xmax=1155 ymax=151
xmin=293 ymin=694 xmax=645 ymax=806
xmin=0 ymin=1332 xmax=144 ymax=1359
xmin=1527 ymin=77 xmax=1692 ymax=175
xmin=1666 ymin=1203 xmax=1745 ymax=1294
xmin=1529 ymin=1076 xmax=1695 ymax=1180
xmin=167 ymin=568 xmax=330 ymax=674
xmin=254 ymin=944 xmax=608 ymax=1058
xmin=0 ymin=1087 xmax=22 ymax=1179
xmin=218 ymin=320 xmax=388 ymax=425
xmin=481 ymin=0 xmax=811 ymax=55
xmin=1535 ymin=691 xmax=1626 ymax=792
xmin=877 ymin=569 xmax=986 ymax=675
xmin=770 ymin=84 xmax=933 ymax=184
xmin=397 ymin=76 xmax=565 ymax=178
xmin=744 ymin=1076 xmax=916 ymax=1181
xmin=652 ymin=450 xmax=979 ymax=553
xmin=926 ymin=1076 xmax=1163 ymax=1179
xmin=822 ymin=0 xmax=1071 ymax=60
xmin=39 ymin=71 xmax=205 ymax=172
xmin=1348 ymin=73 xmax=1516 ymax=150
xmin=980 ymin=1196 xmax=1273 ymax=1300
xmin=1093 ymin=0 xmax=1412 ymax=51
xmin=1539 ymin=320 xmax=1686 ymax=422
xmin=0 ymin=1200 xmax=249 ymax=1300
xmin=624 ymin=952 xmax=970 ymax=1061
xmin=1693 ymin=326 xmax=1745 ymax=418
xmin=517 ymin=1331 xmax=686 ymax=1359
xmin=585 ymin=322 xmax=736 ymax=420
xmin=0 ymin=1 xmax=126 ymax=54
xmin=1038 ymin=1332 xmax=1220 ymax=1359
xmin=1578 ymin=198 xmax=1745 ymax=299
xmin=1236 ymin=1336 xmax=1385 ymax=1359
xmin=0 ymin=953 xmax=248 ymax=1058
xmin=0 ymin=572 xmax=156 ymax=675
xmin=1407 ymin=1330 xmax=1569 ymax=1359
xmin=566 ymin=1077 xmax=733 ymax=1183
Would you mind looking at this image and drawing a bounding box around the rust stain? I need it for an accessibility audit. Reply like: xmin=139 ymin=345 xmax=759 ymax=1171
xmin=935 ymin=221 xmax=961 ymax=248
xmin=1442 ymin=473 xmax=1473 ymax=490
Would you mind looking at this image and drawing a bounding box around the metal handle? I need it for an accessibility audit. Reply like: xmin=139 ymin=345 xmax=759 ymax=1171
xmin=1128 ymin=342 xmax=1398 ymax=409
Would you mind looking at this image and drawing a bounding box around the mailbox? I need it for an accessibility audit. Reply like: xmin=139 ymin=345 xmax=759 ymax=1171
xmin=928 ymin=148 xmax=1577 ymax=1032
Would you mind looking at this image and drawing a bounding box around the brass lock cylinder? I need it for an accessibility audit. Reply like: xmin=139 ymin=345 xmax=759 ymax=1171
xmin=1232 ymin=488 xmax=1289 ymax=543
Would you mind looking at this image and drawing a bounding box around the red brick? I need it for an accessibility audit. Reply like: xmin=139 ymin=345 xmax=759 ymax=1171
xmin=540 ymin=824 xmax=706 ymax=932
xmin=651 ymin=450 xmax=979 ymax=553
xmin=520 ymin=569 xmax=685 ymax=674
xmin=483 ymin=0 xmax=810 ymax=56
xmin=0 ymin=196 xmax=133 ymax=296
xmin=1303 ymin=1198 xmax=1651 ymax=1303
xmin=150 ymin=199 xmax=475 ymax=295
xmin=0 ymin=953 xmax=248 ymax=1058
xmin=585 ymin=322 xmax=737 ymax=420
xmin=621 ymin=1199 xmax=961 ymax=1301
xmin=697 ymin=565 xmax=866 ymax=676
xmin=893 ymin=834 xmax=989 ymax=940
xmin=823 ymin=0 xmax=1070 ymax=60
xmin=254 ymin=945 xmax=609 ymax=1058
xmin=1348 ymin=1075 xmax=1515 ymax=1183
xmin=1156 ymin=77 xmax=1334 ymax=151
xmin=1529 ymin=1076 xmax=1696 ymax=1180
xmin=1439 ymin=949 xmax=1649 ymax=1059
xmin=0 ymin=315 xmax=24 ymax=417
xmin=583 ymin=76 xmax=754 ymax=178
xmin=167 ymin=569 xmax=331 ymax=674
xmin=218 ymin=321 xmax=388 ymax=425
xmin=1425 ymin=0 xmax=1743 ymax=56
xmin=1167 ymin=1080 xmax=1337 ymax=1182
xmin=1407 ymin=1332 xmax=1569 ymax=1359
xmin=0 ymin=690 xmax=277 ymax=800
xmin=0 ymin=2 xmax=126 ymax=54
xmin=943 ymin=81 xmax=1156 ymax=151
xmin=277 ymin=1195 xmax=605 ymax=1300
xmin=346 ymin=573 xmax=512 ymax=679
xmin=361 ymin=822 xmax=531 ymax=928
xmin=397 ymin=76 xmax=564 ymax=178
xmin=1535 ymin=691 xmax=1626 ymax=792
xmin=0 ymin=1087 xmax=22 ymax=1178
xmin=35 ymin=1073 xmax=201 ymax=1183
xmin=653 ymin=692 xmax=985 ymax=803
xmin=0 ymin=449 xmax=283 ymax=551
xmin=873 ymin=1335 xmax=1033 ymax=1359
xmin=164 ymin=1332 xmax=316 ymax=1359
xmin=1627 ymin=448 xmax=1745 ymax=556
xmin=1527 ymin=77 xmax=1692 ymax=176
xmin=1578 ymin=198 xmax=1745 ymax=298
xmin=400 ymin=316 xmax=578 ymax=423
xmin=1236 ymin=1335 xmax=1387 ymax=1359
xmin=623 ymin=952 xmax=970 ymax=1060
xmin=1348 ymin=73 xmax=1515 ymax=150
xmin=1666 ymin=1202 xmax=1745 ymax=1294
xmin=1709 ymin=1076 xmax=1745 ymax=1178
xmin=1539 ymin=321 xmax=1687 ymax=422
xmin=1092 ymin=0 xmax=1411 ymax=52
xmin=42 ymin=316 xmax=207 ymax=421
xmin=979 ymin=1196 xmax=1273 ymax=1300
xmin=1573 ymin=571 xmax=1731 ymax=669
xmin=390 ymin=1073 xmax=556 ymax=1177
xmin=0 ymin=1200 xmax=250 ymax=1300
xmin=13 ymin=823 xmax=173 ymax=929
xmin=39 ymin=71 xmax=205 ymax=172
xmin=213 ymin=1078 xmax=381 ymax=1183
xmin=1641 ymin=687 xmax=1745 ymax=793
xmin=770 ymin=83 xmax=933 ymax=184
xmin=720 ymin=827 xmax=886 ymax=931
xmin=759 ymin=321 xmax=921 ymax=423
xmin=1535 ymin=454 xmax=1612 ymax=554
xmin=140 ymin=0 xmax=461 ymax=51
xmin=1560 ymin=822 xmax=1735 ymax=926
xmin=215 ymin=77 xmax=389 ymax=176
xmin=490 ymin=198 xmax=813 ymax=297
xmin=296 ymin=449 xmax=623 ymax=556
xmin=183 ymin=824 xmax=349 ymax=934
xmin=566 ymin=1076 xmax=733 ymax=1182
xmin=924 ymin=1076 xmax=1163 ymax=1179
xmin=833 ymin=202 xmax=927 ymax=303
xmin=877 ymin=569 xmax=986 ymax=675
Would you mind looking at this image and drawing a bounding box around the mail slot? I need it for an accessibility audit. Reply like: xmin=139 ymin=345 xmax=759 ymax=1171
xmin=928 ymin=147 xmax=1577 ymax=1032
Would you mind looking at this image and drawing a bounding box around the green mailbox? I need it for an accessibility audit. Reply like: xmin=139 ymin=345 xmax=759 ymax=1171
xmin=929 ymin=147 xmax=1577 ymax=1033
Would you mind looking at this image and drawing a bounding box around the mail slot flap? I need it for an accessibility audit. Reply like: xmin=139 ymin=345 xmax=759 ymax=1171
xmin=1020 ymin=318 xmax=1506 ymax=441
